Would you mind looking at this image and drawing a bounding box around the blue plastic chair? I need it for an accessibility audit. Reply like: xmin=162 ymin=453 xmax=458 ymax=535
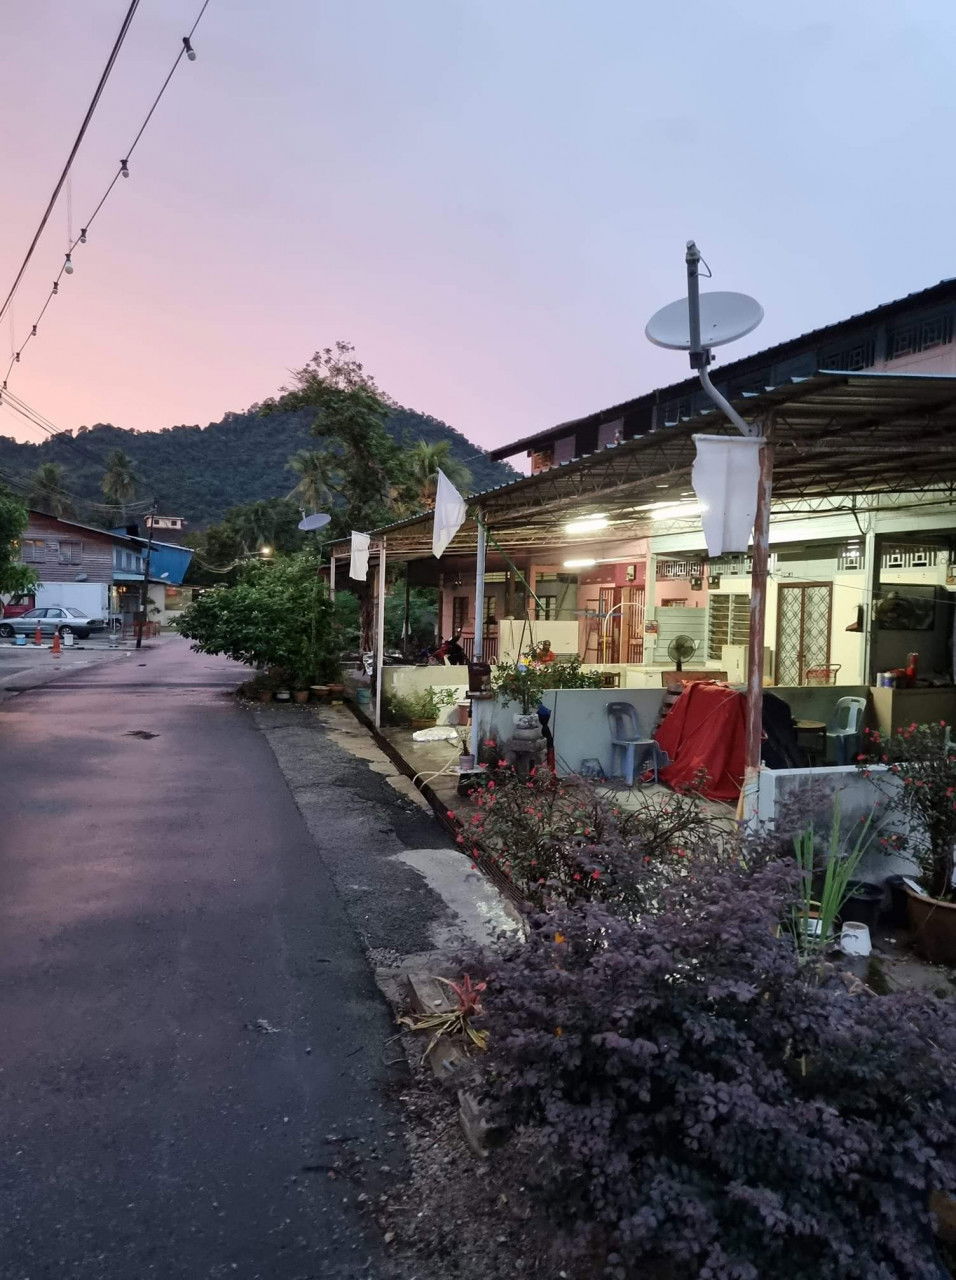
xmin=606 ymin=701 xmax=659 ymax=787
xmin=826 ymin=696 xmax=866 ymax=765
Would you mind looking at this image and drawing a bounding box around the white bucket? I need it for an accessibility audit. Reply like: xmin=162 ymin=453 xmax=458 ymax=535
xmin=840 ymin=922 xmax=871 ymax=957
xmin=62 ymin=631 xmax=75 ymax=648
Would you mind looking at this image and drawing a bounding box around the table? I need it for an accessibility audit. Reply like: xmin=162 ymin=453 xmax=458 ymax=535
xmin=794 ymin=719 xmax=827 ymax=765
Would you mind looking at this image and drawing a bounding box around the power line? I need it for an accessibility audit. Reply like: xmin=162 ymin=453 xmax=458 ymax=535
xmin=0 ymin=0 xmax=142 ymax=328
xmin=0 ymin=390 xmax=153 ymax=502
xmin=1 ymin=0 xmax=212 ymax=394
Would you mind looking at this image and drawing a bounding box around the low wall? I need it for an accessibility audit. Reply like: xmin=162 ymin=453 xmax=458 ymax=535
xmin=473 ymin=687 xmax=667 ymax=779
xmin=746 ymin=762 xmax=913 ymax=884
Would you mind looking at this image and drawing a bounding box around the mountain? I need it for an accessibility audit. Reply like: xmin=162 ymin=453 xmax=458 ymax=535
xmin=0 ymin=404 xmax=520 ymax=526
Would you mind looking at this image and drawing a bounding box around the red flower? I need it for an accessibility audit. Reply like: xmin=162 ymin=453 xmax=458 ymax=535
xmin=591 ymin=870 xmax=601 ymax=880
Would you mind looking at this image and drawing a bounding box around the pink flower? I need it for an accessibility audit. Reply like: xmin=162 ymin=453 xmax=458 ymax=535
xmin=591 ymin=870 xmax=601 ymax=880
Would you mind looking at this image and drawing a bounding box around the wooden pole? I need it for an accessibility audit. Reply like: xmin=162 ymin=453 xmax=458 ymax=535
xmin=743 ymin=431 xmax=774 ymax=776
xmin=374 ymin=538 xmax=387 ymax=729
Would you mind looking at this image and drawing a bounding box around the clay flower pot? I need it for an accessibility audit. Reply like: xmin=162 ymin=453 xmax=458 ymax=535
xmin=293 ymin=689 xmax=310 ymax=704
xmin=904 ymin=885 xmax=956 ymax=966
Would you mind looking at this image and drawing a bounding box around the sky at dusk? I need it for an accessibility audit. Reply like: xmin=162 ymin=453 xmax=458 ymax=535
xmin=1 ymin=0 xmax=954 ymax=455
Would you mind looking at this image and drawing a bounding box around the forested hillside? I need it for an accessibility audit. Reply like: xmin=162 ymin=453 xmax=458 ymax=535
xmin=0 ymin=403 xmax=519 ymax=526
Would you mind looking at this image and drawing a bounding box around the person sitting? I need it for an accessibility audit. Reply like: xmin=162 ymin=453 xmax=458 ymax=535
xmin=532 ymin=639 xmax=556 ymax=666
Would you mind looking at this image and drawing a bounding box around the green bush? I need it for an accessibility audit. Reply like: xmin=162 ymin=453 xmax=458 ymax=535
xmin=176 ymin=551 xmax=341 ymax=688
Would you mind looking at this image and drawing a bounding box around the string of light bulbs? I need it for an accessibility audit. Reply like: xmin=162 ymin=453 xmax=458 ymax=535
xmin=0 ymin=0 xmax=211 ymax=397
xmin=0 ymin=0 xmax=142 ymax=330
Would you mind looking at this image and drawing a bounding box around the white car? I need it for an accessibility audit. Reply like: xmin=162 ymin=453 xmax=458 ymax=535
xmin=0 ymin=606 xmax=107 ymax=640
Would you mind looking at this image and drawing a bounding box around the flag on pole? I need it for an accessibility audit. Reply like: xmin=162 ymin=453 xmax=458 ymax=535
xmin=691 ymin=434 xmax=763 ymax=556
xmin=432 ymin=469 xmax=467 ymax=559
xmin=349 ymin=530 xmax=370 ymax=581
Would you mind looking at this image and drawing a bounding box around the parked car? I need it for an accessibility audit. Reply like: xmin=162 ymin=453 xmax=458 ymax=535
xmin=0 ymin=606 xmax=107 ymax=640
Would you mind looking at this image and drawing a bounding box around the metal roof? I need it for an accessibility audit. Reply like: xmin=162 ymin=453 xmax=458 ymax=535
xmin=331 ymin=371 xmax=956 ymax=560
xmin=28 ymin=509 xmax=138 ymax=545
xmin=489 ymin=277 xmax=956 ymax=460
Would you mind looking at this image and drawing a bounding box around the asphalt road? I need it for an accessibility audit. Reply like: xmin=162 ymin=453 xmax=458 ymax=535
xmin=0 ymin=639 xmax=404 ymax=1279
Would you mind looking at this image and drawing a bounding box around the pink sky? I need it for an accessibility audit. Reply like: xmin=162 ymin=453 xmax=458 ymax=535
xmin=2 ymin=0 xmax=955 ymax=455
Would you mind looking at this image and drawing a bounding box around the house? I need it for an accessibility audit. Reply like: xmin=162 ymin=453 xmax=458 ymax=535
xmin=144 ymin=514 xmax=188 ymax=544
xmin=492 ymin=277 xmax=956 ymax=475
xmin=110 ymin=526 xmax=195 ymax=625
xmin=329 ymin=279 xmax=956 ymax=751
xmin=16 ymin=511 xmax=144 ymax=620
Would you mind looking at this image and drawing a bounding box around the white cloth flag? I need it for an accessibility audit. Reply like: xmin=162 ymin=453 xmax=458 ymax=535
xmin=691 ymin=434 xmax=764 ymax=557
xmin=349 ymin=530 xmax=370 ymax=581
xmin=432 ymin=469 xmax=467 ymax=559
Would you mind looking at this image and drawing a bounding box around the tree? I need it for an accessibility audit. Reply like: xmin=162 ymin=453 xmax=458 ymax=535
xmin=176 ymin=552 xmax=341 ymax=687
xmin=184 ymin=498 xmax=305 ymax=585
xmin=28 ymin=462 xmax=73 ymax=518
xmin=101 ymin=449 xmax=138 ymax=522
xmin=0 ymin=487 xmax=38 ymax=598
xmin=263 ymin=341 xmax=411 ymax=536
xmin=406 ymin=440 xmax=471 ymax=511
xmin=287 ymin=450 xmax=326 ymax=512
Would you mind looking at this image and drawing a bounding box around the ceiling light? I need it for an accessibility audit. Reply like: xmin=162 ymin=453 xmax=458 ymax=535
xmin=563 ymin=558 xmax=597 ymax=568
xmin=564 ymin=514 xmax=609 ymax=535
xmin=651 ymin=502 xmax=703 ymax=521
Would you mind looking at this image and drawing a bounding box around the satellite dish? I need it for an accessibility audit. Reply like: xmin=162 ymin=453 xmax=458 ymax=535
xmin=646 ymin=291 xmax=764 ymax=351
xmin=298 ymin=512 xmax=331 ymax=531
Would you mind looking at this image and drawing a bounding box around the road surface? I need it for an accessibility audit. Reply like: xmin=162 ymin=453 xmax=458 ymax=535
xmin=0 ymin=639 xmax=404 ymax=1279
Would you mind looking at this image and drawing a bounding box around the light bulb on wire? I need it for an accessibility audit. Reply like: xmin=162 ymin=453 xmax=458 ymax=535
xmin=64 ymin=254 xmax=74 ymax=275
xmin=120 ymin=159 xmax=130 ymax=178
xmin=80 ymin=229 xmax=87 ymax=244
xmin=183 ymin=36 xmax=197 ymax=60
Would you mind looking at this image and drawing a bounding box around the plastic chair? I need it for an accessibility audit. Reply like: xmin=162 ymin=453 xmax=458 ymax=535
xmin=826 ymin=696 xmax=866 ymax=765
xmin=606 ymin=701 xmax=659 ymax=787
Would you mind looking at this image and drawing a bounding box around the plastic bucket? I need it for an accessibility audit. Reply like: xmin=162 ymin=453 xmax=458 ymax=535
xmin=14 ymin=633 xmax=26 ymax=646
xmin=840 ymin=880 xmax=883 ymax=931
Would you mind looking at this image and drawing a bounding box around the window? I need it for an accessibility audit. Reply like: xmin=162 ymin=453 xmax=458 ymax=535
xmin=452 ymin=596 xmax=468 ymax=632
xmin=66 ymin=608 xmax=86 ymax=618
xmin=708 ymin=593 xmax=750 ymax=659
xmin=887 ymin=313 xmax=954 ymax=359
xmin=535 ymin=595 xmax=556 ymax=622
xmin=58 ymin=540 xmax=82 ymax=565
xmin=19 ymin=539 xmax=46 ymax=563
xmin=819 ymin=336 xmax=876 ymax=371
xmin=484 ymin=594 xmax=497 ymax=624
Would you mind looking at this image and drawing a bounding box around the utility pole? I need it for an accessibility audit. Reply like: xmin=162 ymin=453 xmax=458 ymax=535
xmin=136 ymin=506 xmax=157 ymax=650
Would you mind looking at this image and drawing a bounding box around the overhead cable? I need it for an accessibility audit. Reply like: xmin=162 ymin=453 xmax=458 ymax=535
xmin=1 ymin=0 xmax=212 ymax=393
xmin=0 ymin=0 xmax=142 ymax=328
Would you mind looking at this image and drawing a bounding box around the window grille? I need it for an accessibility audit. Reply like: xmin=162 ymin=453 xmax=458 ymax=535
xmin=820 ymin=337 xmax=876 ymax=370
xmin=887 ymin=313 xmax=954 ymax=359
xmin=708 ymin=593 xmax=750 ymax=659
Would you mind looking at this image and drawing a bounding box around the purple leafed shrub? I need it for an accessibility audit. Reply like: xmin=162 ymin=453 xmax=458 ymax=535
xmin=452 ymin=766 xmax=715 ymax=913
xmin=475 ymin=859 xmax=956 ymax=1279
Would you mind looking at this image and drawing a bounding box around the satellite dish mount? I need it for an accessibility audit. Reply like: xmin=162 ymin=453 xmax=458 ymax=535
xmin=645 ymin=242 xmax=764 ymax=437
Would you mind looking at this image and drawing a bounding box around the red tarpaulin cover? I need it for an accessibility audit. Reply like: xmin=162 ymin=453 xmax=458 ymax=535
xmin=653 ymin=682 xmax=745 ymax=802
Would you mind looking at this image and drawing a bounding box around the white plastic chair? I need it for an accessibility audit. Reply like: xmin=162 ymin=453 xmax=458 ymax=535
xmin=826 ymin=696 xmax=866 ymax=765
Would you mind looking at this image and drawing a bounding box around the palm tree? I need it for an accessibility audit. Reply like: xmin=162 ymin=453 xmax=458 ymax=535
xmin=29 ymin=462 xmax=73 ymax=518
xmin=287 ymin=450 xmax=327 ymax=513
xmin=101 ymin=449 xmax=138 ymax=523
xmin=406 ymin=440 xmax=471 ymax=511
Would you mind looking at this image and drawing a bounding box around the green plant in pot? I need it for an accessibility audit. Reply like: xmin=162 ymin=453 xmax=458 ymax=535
xmin=788 ymin=797 xmax=875 ymax=966
xmin=858 ymin=721 xmax=956 ymax=963
xmin=492 ymin=660 xmax=550 ymax=717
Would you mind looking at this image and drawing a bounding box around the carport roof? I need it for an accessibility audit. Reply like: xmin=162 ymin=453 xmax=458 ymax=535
xmin=330 ymin=371 xmax=956 ymax=560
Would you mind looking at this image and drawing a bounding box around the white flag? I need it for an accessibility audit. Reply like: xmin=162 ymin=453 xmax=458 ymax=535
xmin=349 ymin=531 xmax=370 ymax=581
xmin=691 ymin=434 xmax=764 ymax=557
xmin=432 ymin=469 xmax=466 ymax=559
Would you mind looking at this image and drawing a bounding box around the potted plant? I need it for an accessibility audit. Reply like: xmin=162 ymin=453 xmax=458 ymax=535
xmin=492 ymin=660 xmax=549 ymax=723
xmin=859 ymin=721 xmax=956 ymax=963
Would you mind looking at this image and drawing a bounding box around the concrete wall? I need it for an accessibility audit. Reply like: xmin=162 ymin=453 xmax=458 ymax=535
xmin=747 ymin=762 xmax=914 ymax=885
xmin=473 ymin=687 xmax=667 ymax=779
